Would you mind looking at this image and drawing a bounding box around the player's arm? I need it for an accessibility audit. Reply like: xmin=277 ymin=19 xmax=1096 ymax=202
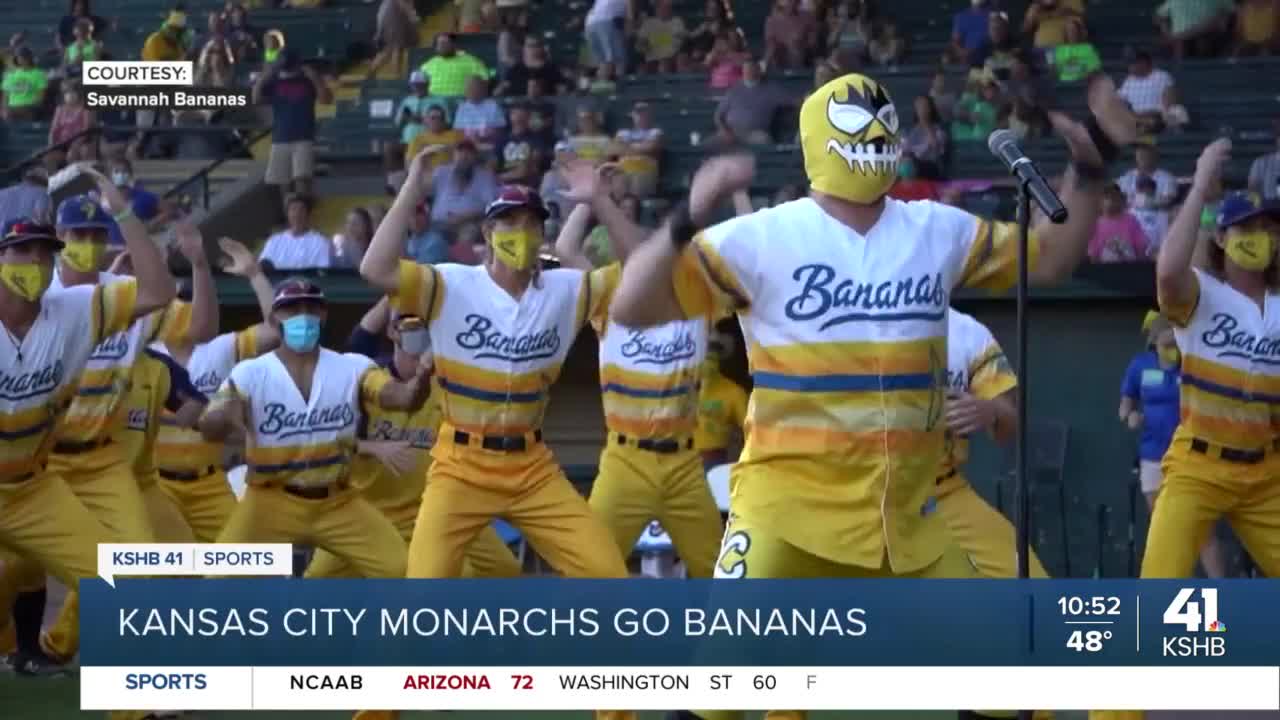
xmin=217 ymin=237 xmax=281 ymax=356
xmin=146 ymin=347 xmax=210 ymax=429
xmin=170 ymin=219 xmax=219 ymax=343
xmin=1118 ymin=357 xmax=1144 ymax=429
xmin=553 ymin=203 xmax=597 ymax=271
xmin=90 ymin=166 xmax=176 ymax=319
xmin=348 ymin=297 xmax=392 ymax=357
xmin=366 ymin=361 xmax=434 ymax=413
xmin=198 ymin=371 xmax=250 ymax=443
xmin=1158 ymin=140 xmax=1229 ymax=327
xmin=612 ymin=154 xmax=756 ymax=327
xmin=362 ymin=147 xmax=435 ymax=294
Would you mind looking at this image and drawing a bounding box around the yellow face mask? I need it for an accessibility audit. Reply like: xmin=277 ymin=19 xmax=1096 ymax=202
xmin=1223 ymin=228 xmax=1275 ymax=272
xmin=490 ymin=228 xmax=541 ymax=271
xmin=800 ymin=73 xmax=902 ymax=204
xmin=0 ymin=262 xmax=53 ymax=302
xmin=61 ymin=239 xmax=106 ymax=273
xmin=1157 ymin=345 xmax=1180 ymax=366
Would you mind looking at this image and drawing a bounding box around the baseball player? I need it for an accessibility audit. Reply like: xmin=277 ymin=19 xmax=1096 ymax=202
xmin=607 ymin=71 xmax=1134 ymax=720
xmin=198 ymin=279 xmax=429 ymax=579
xmin=694 ymin=329 xmax=747 ymax=472
xmin=153 ymin=237 xmax=280 ymax=542
xmin=0 ymin=202 xmax=176 ymax=676
xmin=303 ymin=299 xmax=521 ymax=581
xmin=553 ymin=178 xmax=722 ymax=580
xmin=360 ymin=156 xmax=630 ymax=583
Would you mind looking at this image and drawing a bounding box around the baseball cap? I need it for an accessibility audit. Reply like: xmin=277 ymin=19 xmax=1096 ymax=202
xmin=1217 ymin=192 xmax=1280 ymax=230
xmin=166 ymin=11 xmax=187 ymax=27
xmin=409 ymin=70 xmax=426 ymax=85
xmin=485 ymin=185 xmax=549 ymax=222
xmin=0 ymin=218 xmax=62 ymax=251
xmin=56 ymin=195 xmax=116 ymax=231
xmin=271 ymin=277 xmax=326 ymax=311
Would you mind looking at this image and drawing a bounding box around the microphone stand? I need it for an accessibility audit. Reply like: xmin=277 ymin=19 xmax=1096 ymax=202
xmin=1015 ymin=180 xmax=1032 ymax=720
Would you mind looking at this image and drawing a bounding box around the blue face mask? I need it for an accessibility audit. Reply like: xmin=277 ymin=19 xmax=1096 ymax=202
xmin=281 ymin=314 xmax=322 ymax=352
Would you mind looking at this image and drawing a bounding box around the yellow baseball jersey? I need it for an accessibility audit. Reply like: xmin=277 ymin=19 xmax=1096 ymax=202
xmin=671 ymin=197 xmax=1039 ymax=571
xmin=122 ymin=351 xmax=173 ymax=485
xmin=356 ymin=373 xmax=443 ymax=512
xmin=936 ymin=308 xmax=1018 ymax=495
xmin=0 ymin=280 xmax=137 ymax=480
xmin=153 ymin=328 xmax=260 ymax=474
xmin=209 ymin=349 xmax=392 ymax=488
xmin=591 ymin=263 xmax=708 ymax=439
xmin=1160 ymin=268 xmax=1280 ymax=450
xmin=50 ymin=269 xmax=192 ymax=450
xmin=392 ymin=260 xmax=609 ymax=442
xmin=694 ymin=367 xmax=748 ymax=452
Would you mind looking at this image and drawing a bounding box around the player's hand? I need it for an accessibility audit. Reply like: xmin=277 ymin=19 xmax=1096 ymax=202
xmin=218 ymin=237 xmax=260 ymax=277
xmin=405 ymin=146 xmax=440 ymax=195
xmin=174 ymin=218 xmax=209 ymax=269
xmin=107 ymin=249 xmax=131 ymax=275
xmin=945 ymin=392 xmax=995 ymax=437
xmin=1126 ymin=410 xmax=1143 ymax=431
xmin=690 ymin=153 xmax=755 ymax=225
xmin=82 ymin=164 xmax=130 ymax=215
xmin=562 ymin=160 xmax=619 ymax=203
xmin=364 ymin=440 xmax=419 ymax=478
xmin=1193 ymin=138 xmax=1232 ymax=192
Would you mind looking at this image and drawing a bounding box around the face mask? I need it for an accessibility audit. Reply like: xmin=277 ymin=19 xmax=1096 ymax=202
xmin=399 ymin=328 xmax=431 ymax=355
xmin=111 ymin=171 xmax=130 ymax=186
xmin=1157 ymin=345 xmax=1180 ymax=366
xmin=61 ymin=240 xmax=106 ymax=273
xmin=490 ymin=228 xmax=541 ymax=271
xmin=802 ymin=74 xmax=902 ymax=205
xmin=0 ymin=262 xmax=52 ymax=302
xmin=281 ymin=314 xmax=322 ymax=352
xmin=1224 ymin=228 xmax=1275 ymax=272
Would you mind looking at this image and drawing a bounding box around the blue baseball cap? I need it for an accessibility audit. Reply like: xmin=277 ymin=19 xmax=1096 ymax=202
xmin=1217 ymin=192 xmax=1280 ymax=230
xmin=0 ymin=218 xmax=61 ymax=251
xmin=56 ymin=195 xmax=116 ymax=232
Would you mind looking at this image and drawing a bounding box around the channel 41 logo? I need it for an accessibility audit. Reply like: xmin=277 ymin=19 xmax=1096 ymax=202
xmin=1162 ymin=588 xmax=1226 ymax=657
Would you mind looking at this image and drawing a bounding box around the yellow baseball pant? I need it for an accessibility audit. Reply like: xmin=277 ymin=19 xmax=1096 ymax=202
xmin=140 ymin=480 xmax=196 ymax=544
xmin=305 ymin=502 xmax=520 ymax=579
xmin=590 ymin=438 xmax=723 ymax=578
xmin=40 ymin=447 xmax=155 ymax=661
xmin=936 ymin=476 xmax=1049 ymax=579
xmin=159 ymin=469 xmax=238 ymax=543
xmin=693 ymin=512 xmax=981 ymax=720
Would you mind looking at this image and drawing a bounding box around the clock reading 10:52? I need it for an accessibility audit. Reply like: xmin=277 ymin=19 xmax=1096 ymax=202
xmin=1058 ymin=596 xmax=1122 ymax=616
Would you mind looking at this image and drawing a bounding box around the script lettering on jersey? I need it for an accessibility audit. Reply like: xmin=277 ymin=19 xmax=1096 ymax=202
xmin=368 ymin=419 xmax=437 ymax=449
xmin=1201 ymin=313 xmax=1280 ymax=365
xmin=784 ymin=264 xmax=947 ymax=330
xmin=620 ymin=329 xmax=698 ymax=365
xmin=455 ymin=314 xmax=561 ymax=362
xmin=258 ymin=402 xmax=357 ymax=440
xmin=91 ymin=332 xmax=131 ymax=361
xmin=191 ymin=369 xmax=222 ymax=394
xmin=0 ymin=360 xmax=64 ymax=401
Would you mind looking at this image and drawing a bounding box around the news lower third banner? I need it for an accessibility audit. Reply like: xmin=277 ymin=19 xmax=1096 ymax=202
xmin=77 ymin=546 xmax=1280 ymax=711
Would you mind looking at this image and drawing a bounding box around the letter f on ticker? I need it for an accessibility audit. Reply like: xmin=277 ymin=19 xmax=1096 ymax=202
xmin=807 ymin=675 xmax=816 ymax=689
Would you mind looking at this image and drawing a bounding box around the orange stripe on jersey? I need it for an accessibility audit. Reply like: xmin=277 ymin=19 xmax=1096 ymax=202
xmin=433 ymin=357 xmax=556 ymax=435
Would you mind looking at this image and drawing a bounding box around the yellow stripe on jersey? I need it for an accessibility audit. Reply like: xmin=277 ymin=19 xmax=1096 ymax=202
xmin=356 ymin=377 xmax=442 ymax=510
xmin=392 ymin=260 xmax=444 ymax=323
xmin=156 ymin=327 xmax=262 ymax=473
xmin=90 ymin=279 xmax=140 ymax=346
xmin=121 ymin=352 xmax=171 ymax=484
xmin=1178 ymin=353 xmax=1280 ymax=449
xmin=1158 ymin=271 xmax=1200 ymax=328
xmin=958 ymin=219 xmax=1042 ymax=292
xmin=940 ymin=341 xmax=1017 ymax=478
xmin=672 ymin=235 xmax=751 ymax=321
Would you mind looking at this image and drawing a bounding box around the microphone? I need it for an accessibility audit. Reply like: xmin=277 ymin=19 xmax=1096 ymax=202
xmin=987 ymin=129 xmax=1068 ymax=224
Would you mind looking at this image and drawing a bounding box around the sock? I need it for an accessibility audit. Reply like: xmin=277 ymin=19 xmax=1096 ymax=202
xmin=13 ymin=588 xmax=46 ymax=656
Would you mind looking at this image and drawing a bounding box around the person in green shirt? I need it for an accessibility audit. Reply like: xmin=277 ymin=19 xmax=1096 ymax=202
xmin=2 ymin=48 xmax=48 ymax=120
xmin=64 ymin=18 xmax=102 ymax=73
xmin=1052 ymin=20 xmax=1100 ymax=83
xmin=419 ymin=32 xmax=489 ymax=97
xmin=950 ymin=75 xmax=1002 ymax=142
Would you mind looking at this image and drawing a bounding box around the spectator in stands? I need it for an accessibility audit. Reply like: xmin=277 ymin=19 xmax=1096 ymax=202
xmin=197 ymin=38 xmax=236 ymax=91
xmin=496 ymin=7 xmax=530 ymax=69
xmin=540 ymin=141 xmax=575 ymax=219
xmin=191 ymin=11 xmax=227 ymax=61
xmin=974 ymin=12 xmax=1019 ymax=79
xmin=332 ymin=207 xmax=374 ymax=269
xmin=48 ymin=84 xmax=94 ymax=164
xmin=686 ymin=1 xmax=738 ymax=63
xmin=420 ymin=32 xmax=489 ymax=98
xmin=764 ymin=0 xmax=817 ymax=69
xmin=568 ymin=106 xmax=612 ymax=164
xmin=1001 ymin=96 xmax=1048 ymax=140
xmin=226 ymin=4 xmax=260 ymax=63
xmin=1235 ymin=0 xmax=1280 ymax=55
xmin=1118 ymin=142 xmax=1177 ymax=241
xmin=1090 ymin=183 xmax=1152 ymax=262
xmin=867 ymin=19 xmax=905 ymax=66
xmin=1051 ymin=18 xmax=1101 ymax=83
xmin=1 ymin=48 xmax=46 ymax=121
xmin=1117 ymin=50 xmax=1177 ymax=135
xmin=588 ymin=62 xmax=618 ymax=94
xmin=712 ymin=59 xmax=792 ymax=146
xmin=1021 ymin=0 xmax=1084 ymax=50
xmin=63 ymin=18 xmax=102 ymax=75
xmin=369 ymin=0 xmax=419 ymax=80
xmin=705 ymin=29 xmax=750 ymax=89
xmin=929 ymin=71 xmax=956 ymax=121
xmin=405 ymin=199 xmax=442 ymax=263
xmin=950 ymin=71 xmax=1002 ymax=142
xmin=497 ymin=35 xmax=567 ymax=97
xmin=417 ymin=140 xmax=498 ymax=261
xmin=946 ymin=0 xmax=992 ymax=66
xmin=58 ymin=0 xmax=108 ymax=50
xmin=457 ymin=0 xmax=487 ymax=32
xmin=258 ymin=194 xmax=332 ymax=270
xmin=888 ymin=157 xmax=940 ymax=202
xmin=405 ymin=105 xmax=465 ymax=168
xmin=105 ymin=157 xmax=169 ymax=240
xmin=254 ymin=49 xmax=332 ymax=199
xmin=453 ymin=75 xmax=507 ymax=149
xmin=827 ymin=1 xmax=872 ymax=64
xmin=583 ymin=0 xmax=630 ymax=74
xmin=0 ymin=165 xmax=51 ymax=224
xmin=637 ymin=0 xmax=688 ymax=73
xmin=397 ymin=72 xmax=447 ymax=155
xmin=528 ymin=95 xmax=557 ymax=140
xmin=612 ymin=100 xmax=663 ymax=198
xmin=1156 ymin=0 xmax=1234 ymax=59
xmin=1248 ymin=117 xmax=1280 ymax=201
xmin=496 ymin=101 xmax=550 ymax=187
xmin=1130 ymin=174 xmax=1171 ymax=252
xmin=902 ymin=95 xmax=946 ymax=179
xmin=141 ymin=11 xmax=190 ymax=129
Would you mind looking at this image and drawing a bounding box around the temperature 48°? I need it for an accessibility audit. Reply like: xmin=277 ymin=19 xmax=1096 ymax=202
xmin=1067 ymin=629 xmax=1112 ymax=652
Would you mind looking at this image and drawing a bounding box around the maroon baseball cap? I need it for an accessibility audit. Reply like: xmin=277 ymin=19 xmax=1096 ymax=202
xmin=271 ymin=277 xmax=326 ymax=310
xmin=484 ymin=185 xmax=549 ymax=222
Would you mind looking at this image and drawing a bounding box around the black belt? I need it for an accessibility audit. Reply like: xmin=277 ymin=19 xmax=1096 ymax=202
xmin=53 ymin=438 xmax=112 ymax=455
xmin=158 ymin=466 xmax=219 ymax=482
xmin=614 ymin=434 xmax=693 ymax=454
xmin=283 ymin=485 xmax=335 ymax=500
xmin=1189 ymin=437 xmax=1279 ymax=465
xmin=1 ymin=467 xmax=42 ymax=485
xmin=936 ymin=468 xmax=958 ymax=486
xmin=454 ymin=429 xmax=542 ymax=452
